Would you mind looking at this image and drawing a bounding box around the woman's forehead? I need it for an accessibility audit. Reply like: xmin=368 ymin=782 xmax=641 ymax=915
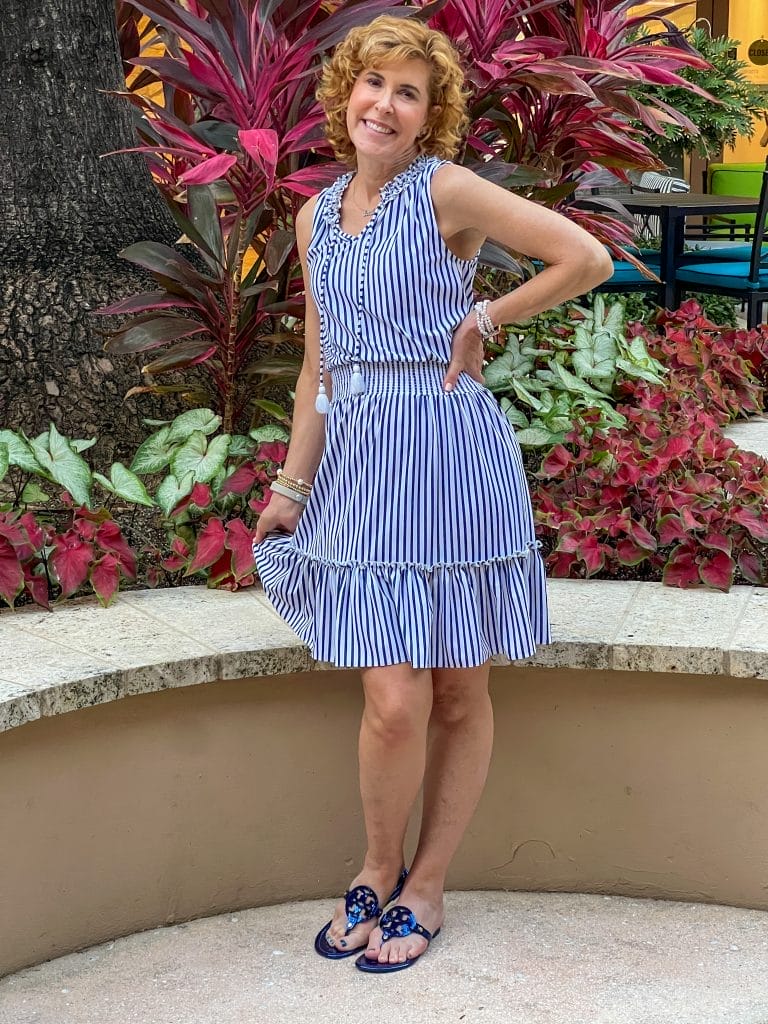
xmin=360 ymin=58 xmax=431 ymax=85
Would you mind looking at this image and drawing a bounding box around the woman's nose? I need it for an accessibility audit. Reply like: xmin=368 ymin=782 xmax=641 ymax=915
xmin=375 ymin=92 xmax=393 ymax=112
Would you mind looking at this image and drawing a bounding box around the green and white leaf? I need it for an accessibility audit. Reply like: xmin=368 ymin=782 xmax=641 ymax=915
xmin=249 ymin=424 xmax=290 ymax=443
xmin=130 ymin=425 xmax=176 ymax=475
xmin=166 ymin=408 xmax=221 ymax=444
xmin=0 ymin=443 xmax=9 ymax=483
xmin=20 ymin=480 xmax=50 ymax=503
xmin=0 ymin=430 xmax=42 ymax=474
xmin=42 ymin=424 xmax=92 ymax=507
xmin=171 ymin=431 xmax=231 ymax=483
xmin=156 ymin=472 xmax=195 ymax=517
xmin=70 ymin=438 xmax=97 ymax=453
xmin=106 ymin=463 xmax=155 ymax=507
xmin=516 ymin=425 xmax=557 ymax=447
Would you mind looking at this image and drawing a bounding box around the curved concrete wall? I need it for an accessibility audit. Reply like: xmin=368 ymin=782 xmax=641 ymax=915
xmin=2 ymin=663 xmax=768 ymax=977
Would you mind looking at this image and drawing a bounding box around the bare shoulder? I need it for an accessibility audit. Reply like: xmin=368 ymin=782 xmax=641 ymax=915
xmin=295 ymin=194 xmax=320 ymax=254
xmin=430 ymin=162 xmax=481 ymax=204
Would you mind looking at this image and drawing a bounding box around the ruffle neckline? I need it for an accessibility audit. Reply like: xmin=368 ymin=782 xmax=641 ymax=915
xmin=325 ymin=154 xmax=433 ymax=239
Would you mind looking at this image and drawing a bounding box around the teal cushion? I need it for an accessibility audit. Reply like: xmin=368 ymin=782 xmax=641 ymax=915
xmin=680 ymin=243 xmax=768 ymax=262
xmin=607 ymin=260 xmax=660 ymax=285
xmin=675 ymin=262 xmax=768 ymax=290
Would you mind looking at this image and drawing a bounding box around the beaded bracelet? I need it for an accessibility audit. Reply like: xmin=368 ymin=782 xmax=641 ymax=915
xmin=473 ymin=299 xmax=498 ymax=340
xmin=270 ymin=481 xmax=309 ymax=506
xmin=276 ymin=469 xmax=312 ymax=495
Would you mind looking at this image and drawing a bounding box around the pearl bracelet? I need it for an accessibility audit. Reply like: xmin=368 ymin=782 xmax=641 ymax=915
xmin=276 ymin=469 xmax=312 ymax=495
xmin=473 ymin=299 xmax=498 ymax=340
xmin=270 ymin=481 xmax=309 ymax=506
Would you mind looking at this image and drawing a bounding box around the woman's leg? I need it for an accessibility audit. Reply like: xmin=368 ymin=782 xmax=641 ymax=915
xmin=324 ymin=661 xmax=433 ymax=950
xmin=364 ymin=661 xmax=494 ymax=964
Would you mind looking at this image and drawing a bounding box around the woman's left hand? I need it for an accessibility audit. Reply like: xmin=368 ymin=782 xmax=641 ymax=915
xmin=443 ymin=311 xmax=486 ymax=392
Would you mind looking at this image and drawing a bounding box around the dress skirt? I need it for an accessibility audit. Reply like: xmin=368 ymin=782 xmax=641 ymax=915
xmin=254 ymin=360 xmax=551 ymax=668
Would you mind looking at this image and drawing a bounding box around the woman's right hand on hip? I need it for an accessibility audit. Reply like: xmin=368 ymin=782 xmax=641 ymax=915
xmin=253 ymin=493 xmax=304 ymax=544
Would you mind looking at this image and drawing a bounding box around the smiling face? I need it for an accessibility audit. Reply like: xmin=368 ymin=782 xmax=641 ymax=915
xmin=345 ymin=59 xmax=433 ymax=163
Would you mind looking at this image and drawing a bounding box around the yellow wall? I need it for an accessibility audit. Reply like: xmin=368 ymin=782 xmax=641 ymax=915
xmin=727 ymin=0 xmax=768 ymax=161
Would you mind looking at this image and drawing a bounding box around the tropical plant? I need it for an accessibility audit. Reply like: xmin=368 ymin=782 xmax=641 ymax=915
xmin=105 ymin=0 xmax=414 ymax=433
xmin=484 ymin=295 xmax=665 ymax=446
xmin=533 ymin=302 xmax=768 ymax=590
xmin=0 ymin=409 xmax=288 ymax=607
xmin=628 ymin=24 xmax=768 ymax=157
xmin=105 ymin=0 xmax=720 ymax=427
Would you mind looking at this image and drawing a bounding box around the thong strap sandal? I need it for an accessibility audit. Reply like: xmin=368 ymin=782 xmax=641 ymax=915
xmin=314 ymin=868 xmax=408 ymax=959
xmin=354 ymin=905 xmax=441 ymax=973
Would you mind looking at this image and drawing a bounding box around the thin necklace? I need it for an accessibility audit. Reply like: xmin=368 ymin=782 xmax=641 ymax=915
xmin=349 ymin=181 xmax=379 ymax=218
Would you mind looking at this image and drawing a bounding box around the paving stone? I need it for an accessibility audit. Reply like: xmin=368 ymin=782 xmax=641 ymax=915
xmin=2 ymin=891 xmax=767 ymax=1024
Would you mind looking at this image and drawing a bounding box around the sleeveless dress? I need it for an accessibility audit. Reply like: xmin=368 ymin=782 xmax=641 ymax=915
xmin=253 ymin=154 xmax=551 ymax=668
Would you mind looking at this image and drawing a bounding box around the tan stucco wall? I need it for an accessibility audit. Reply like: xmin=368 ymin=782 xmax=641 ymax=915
xmin=2 ymin=664 xmax=767 ymax=977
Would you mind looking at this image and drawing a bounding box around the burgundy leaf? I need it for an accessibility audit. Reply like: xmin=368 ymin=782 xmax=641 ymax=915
xmin=51 ymin=534 xmax=94 ymax=598
xmin=186 ymin=517 xmax=227 ymax=574
xmin=0 ymin=537 xmax=24 ymax=606
xmin=698 ymin=551 xmax=734 ymax=592
xmin=225 ymin=517 xmax=257 ymax=579
xmin=90 ymin=553 xmax=122 ymax=607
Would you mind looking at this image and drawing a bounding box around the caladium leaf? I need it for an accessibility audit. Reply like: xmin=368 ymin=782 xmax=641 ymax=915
xmin=130 ymin=424 xmax=176 ymax=475
xmin=90 ymin=553 xmax=122 ymax=607
xmin=171 ymin=431 xmax=231 ymax=483
xmin=167 ymin=408 xmax=222 ymax=443
xmin=0 ymin=443 xmax=9 ymax=484
xmin=0 ymin=537 xmax=24 ymax=607
xmin=156 ymin=472 xmax=195 ymax=518
xmin=225 ymin=517 xmax=257 ymax=579
xmin=33 ymin=425 xmax=93 ymax=509
xmin=0 ymin=430 xmax=41 ymax=474
xmin=185 ymin=516 xmax=227 ymax=574
xmin=51 ymin=533 xmax=94 ymax=598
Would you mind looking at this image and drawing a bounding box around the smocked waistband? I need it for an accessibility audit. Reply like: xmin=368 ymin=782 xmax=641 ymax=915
xmin=329 ymin=361 xmax=486 ymax=400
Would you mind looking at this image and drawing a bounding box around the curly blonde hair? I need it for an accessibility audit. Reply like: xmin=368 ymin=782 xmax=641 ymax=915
xmin=316 ymin=15 xmax=469 ymax=166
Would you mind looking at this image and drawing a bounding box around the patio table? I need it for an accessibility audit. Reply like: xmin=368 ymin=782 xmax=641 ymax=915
xmin=619 ymin=193 xmax=761 ymax=308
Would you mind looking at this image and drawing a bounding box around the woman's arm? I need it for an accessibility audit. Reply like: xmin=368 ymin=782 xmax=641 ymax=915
xmin=253 ymin=196 xmax=328 ymax=543
xmin=431 ymin=164 xmax=615 ymax=391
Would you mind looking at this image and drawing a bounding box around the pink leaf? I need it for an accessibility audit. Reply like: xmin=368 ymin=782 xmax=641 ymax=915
xmin=731 ymin=507 xmax=768 ymax=542
xmin=0 ymin=537 xmax=24 ymax=606
xmin=190 ymin=483 xmax=213 ymax=509
xmin=186 ymin=518 xmax=227 ymax=574
xmin=90 ymin=553 xmax=121 ymax=607
xmin=698 ymin=551 xmax=735 ymax=592
xmin=662 ymin=546 xmax=700 ymax=589
xmin=220 ymin=463 xmax=259 ymax=496
xmin=178 ymin=153 xmax=237 ymax=186
xmin=542 ymin=445 xmax=572 ymax=477
xmin=96 ymin=520 xmax=137 ymax=580
xmin=224 ymin=518 xmax=257 ymax=580
xmin=239 ymin=129 xmax=279 ymax=184
xmin=51 ymin=534 xmax=94 ymax=598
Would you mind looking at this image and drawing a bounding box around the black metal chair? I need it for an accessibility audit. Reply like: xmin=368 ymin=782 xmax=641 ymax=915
xmin=673 ymin=158 xmax=768 ymax=329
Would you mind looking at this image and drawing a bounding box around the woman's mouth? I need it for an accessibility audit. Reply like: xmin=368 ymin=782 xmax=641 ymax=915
xmin=362 ymin=119 xmax=395 ymax=136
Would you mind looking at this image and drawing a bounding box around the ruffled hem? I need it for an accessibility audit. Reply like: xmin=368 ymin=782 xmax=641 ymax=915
xmin=254 ymin=533 xmax=551 ymax=669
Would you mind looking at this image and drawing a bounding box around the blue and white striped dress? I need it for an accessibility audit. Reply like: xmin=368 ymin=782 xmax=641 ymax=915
xmin=254 ymin=154 xmax=550 ymax=668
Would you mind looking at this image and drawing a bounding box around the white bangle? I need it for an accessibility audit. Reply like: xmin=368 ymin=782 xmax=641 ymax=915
xmin=270 ymin=481 xmax=309 ymax=506
xmin=473 ymin=299 xmax=498 ymax=340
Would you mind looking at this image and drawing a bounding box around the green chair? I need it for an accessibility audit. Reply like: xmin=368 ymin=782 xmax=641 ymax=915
xmin=701 ymin=162 xmax=764 ymax=240
xmin=673 ymin=158 xmax=768 ymax=329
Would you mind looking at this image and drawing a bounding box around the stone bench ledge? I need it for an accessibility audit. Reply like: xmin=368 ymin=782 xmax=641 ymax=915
xmin=1 ymin=579 xmax=767 ymax=734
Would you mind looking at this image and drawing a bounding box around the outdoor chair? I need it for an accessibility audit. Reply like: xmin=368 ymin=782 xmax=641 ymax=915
xmin=673 ymin=157 xmax=768 ymax=329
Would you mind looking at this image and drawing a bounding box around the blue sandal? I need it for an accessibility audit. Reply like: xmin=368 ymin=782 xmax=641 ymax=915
xmin=314 ymin=868 xmax=408 ymax=959
xmin=354 ymin=904 xmax=441 ymax=973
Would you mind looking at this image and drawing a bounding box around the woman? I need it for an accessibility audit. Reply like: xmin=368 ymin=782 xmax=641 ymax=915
xmin=253 ymin=15 xmax=613 ymax=973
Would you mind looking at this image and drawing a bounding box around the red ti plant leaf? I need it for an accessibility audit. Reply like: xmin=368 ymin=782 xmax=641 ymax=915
xmin=51 ymin=533 xmax=94 ymax=598
xmin=186 ymin=517 xmax=227 ymax=574
xmin=698 ymin=551 xmax=735 ymax=592
xmin=224 ymin=517 xmax=257 ymax=580
xmin=239 ymin=129 xmax=279 ymax=189
xmin=90 ymin=554 xmax=122 ymax=607
xmin=662 ymin=545 xmax=700 ymax=589
xmin=178 ymin=152 xmax=238 ymax=185
xmin=0 ymin=537 xmax=24 ymax=607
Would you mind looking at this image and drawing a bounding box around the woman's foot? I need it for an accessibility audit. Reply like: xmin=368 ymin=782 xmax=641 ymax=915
xmin=323 ymin=864 xmax=405 ymax=952
xmin=362 ymin=882 xmax=444 ymax=965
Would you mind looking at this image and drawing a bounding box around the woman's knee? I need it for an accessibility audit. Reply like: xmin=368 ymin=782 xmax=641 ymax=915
xmin=430 ymin=665 xmax=491 ymax=727
xmin=361 ymin=664 xmax=432 ymax=741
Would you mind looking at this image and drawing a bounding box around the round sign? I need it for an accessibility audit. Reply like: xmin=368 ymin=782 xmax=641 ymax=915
xmin=748 ymin=38 xmax=768 ymax=66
